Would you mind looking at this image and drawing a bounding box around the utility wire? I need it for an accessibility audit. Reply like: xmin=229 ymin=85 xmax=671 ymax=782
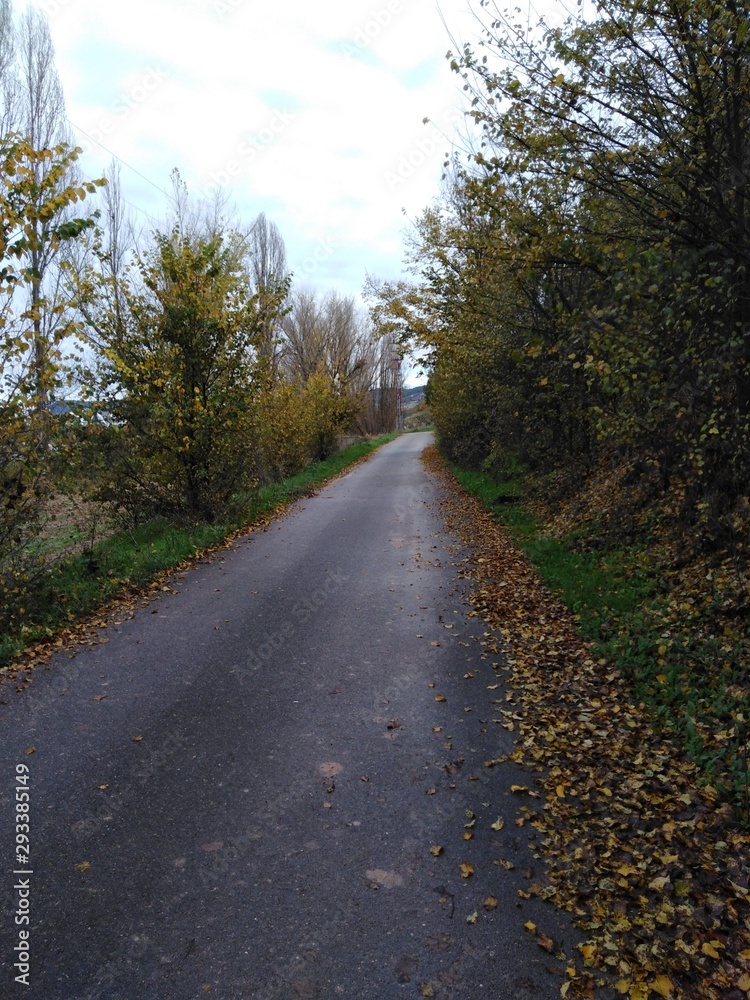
xmin=67 ymin=117 xmax=169 ymax=201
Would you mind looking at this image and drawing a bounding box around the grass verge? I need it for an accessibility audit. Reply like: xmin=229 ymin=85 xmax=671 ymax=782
xmin=448 ymin=457 xmax=750 ymax=817
xmin=0 ymin=433 xmax=399 ymax=672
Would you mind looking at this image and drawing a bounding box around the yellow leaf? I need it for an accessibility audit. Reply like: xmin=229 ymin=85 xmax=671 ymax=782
xmin=491 ymin=816 xmax=505 ymax=831
xmin=76 ymin=861 xmax=90 ymax=872
xmin=737 ymin=974 xmax=750 ymax=991
xmin=430 ymin=845 xmax=444 ymax=856
xmin=580 ymin=943 xmax=596 ymax=966
xmin=466 ymin=911 xmax=478 ymax=924
xmin=630 ymin=984 xmax=649 ymax=1000
xmin=648 ymin=876 xmax=670 ymax=891
xmin=556 ymin=784 xmax=566 ymax=798
xmin=524 ymin=920 xmax=537 ymax=933
xmin=615 ymin=982 xmax=631 ymax=996
xmin=483 ymin=896 xmax=498 ymax=910
xmin=650 ymin=975 xmax=673 ymax=997
xmin=459 ymin=862 xmax=474 ymax=878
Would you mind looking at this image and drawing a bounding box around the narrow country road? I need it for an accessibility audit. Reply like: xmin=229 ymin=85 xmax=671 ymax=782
xmin=1 ymin=433 xmax=579 ymax=1000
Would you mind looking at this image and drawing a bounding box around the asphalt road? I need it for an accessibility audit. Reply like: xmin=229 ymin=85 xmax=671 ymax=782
xmin=0 ymin=432 xmax=579 ymax=1000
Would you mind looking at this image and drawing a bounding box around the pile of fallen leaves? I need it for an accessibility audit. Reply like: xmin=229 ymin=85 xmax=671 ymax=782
xmin=423 ymin=445 xmax=750 ymax=1000
xmin=539 ymin=456 xmax=749 ymax=809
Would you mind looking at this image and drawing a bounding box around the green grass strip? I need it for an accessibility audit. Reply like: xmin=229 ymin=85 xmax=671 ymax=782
xmin=0 ymin=433 xmax=399 ymax=669
xmin=448 ymin=458 xmax=750 ymax=815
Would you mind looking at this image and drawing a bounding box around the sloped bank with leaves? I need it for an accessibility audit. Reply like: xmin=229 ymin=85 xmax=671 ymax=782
xmin=424 ymin=446 xmax=750 ymax=999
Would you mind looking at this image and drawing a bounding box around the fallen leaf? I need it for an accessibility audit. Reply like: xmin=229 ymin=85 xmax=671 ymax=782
xmin=459 ymin=862 xmax=474 ymax=878
xmin=483 ymin=756 xmax=507 ymax=768
xmin=466 ymin=911 xmax=478 ymax=924
xmin=537 ymin=933 xmax=555 ymax=953
xmin=76 ymin=861 xmax=90 ymax=872
xmin=648 ymin=876 xmax=671 ymax=892
xmin=483 ymin=895 xmax=498 ymax=910
xmin=650 ymin=975 xmax=673 ymax=997
xmin=580 ymin=943 xmax=596 ymax=966
xmin=430 ymin=845 xmax=444 ymax=856
xmin=491 ymin=816 xmax=505 ymax=831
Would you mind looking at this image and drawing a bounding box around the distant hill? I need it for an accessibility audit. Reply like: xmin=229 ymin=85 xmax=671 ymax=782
xmin=403 ymin=385 xmax=426 ymax=410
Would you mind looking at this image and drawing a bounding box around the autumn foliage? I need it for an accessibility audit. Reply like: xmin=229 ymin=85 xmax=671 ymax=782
xmin=373 ymin=0 xmax=750 ymax=537
xmin=0 ymin=137 xmax=104 ymax=608
xmin=426 ymin=445 xmax=750 ymax=1000
xmin=368 ymin=0 xmax=750 ymax=813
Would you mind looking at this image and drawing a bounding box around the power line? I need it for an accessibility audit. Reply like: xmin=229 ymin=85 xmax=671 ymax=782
xmin=66 ymin=117 xmax=169 ymax=200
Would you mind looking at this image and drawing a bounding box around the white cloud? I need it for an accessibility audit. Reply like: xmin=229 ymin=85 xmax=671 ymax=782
xmin=26 ymin=0 xmax=517 ymax=295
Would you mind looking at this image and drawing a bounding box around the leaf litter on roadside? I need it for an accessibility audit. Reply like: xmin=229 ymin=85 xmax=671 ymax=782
xmin=423 ymin=445 xmax=750 ymax=1000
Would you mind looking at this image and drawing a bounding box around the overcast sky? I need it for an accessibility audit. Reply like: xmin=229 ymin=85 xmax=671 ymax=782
xmin=24 ymin=0 xmax=571 ymax=306
xmin=22 ymin=0 xmax=474 ymax=297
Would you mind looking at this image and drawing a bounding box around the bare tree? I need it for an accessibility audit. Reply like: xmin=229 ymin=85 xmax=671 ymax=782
xmin=15 ymin=5 xmax=74 ymax=413
xmin=248 ymin=212 xmax=288 ymax=371
xmin=249 ymin=212 xmax=287 ymax=293
xmin=0 ymin=0 xmax=15 ymax=132
xmin=280 ymin=288 xmax=326 ymax=381
xmin=281 ymin=289 xmax=380 ymax=390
